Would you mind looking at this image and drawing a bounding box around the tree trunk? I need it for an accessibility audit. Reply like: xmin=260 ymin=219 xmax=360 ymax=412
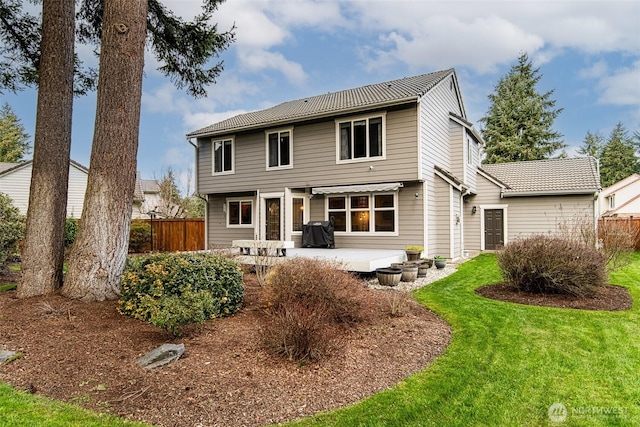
xmin=61 ymin=0 xmax=147 ymax=301
xmin=18 ymin=0 xmax=75 ymax=298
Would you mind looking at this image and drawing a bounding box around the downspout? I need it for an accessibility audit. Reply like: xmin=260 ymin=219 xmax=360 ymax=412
xmin=187 ymin=137 xmax=207 ymax=250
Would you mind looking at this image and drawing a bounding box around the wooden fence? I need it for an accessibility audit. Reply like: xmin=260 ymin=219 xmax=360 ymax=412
xmin=134 ymin=218 xmax=205 ymax=252
xmin=598 ymin=217 xmax=640 ymax=249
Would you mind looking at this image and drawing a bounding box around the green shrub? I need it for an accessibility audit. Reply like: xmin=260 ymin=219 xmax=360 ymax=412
xmin=261 ymin=258 xmax=371 ymax=361
xmin=64 ymin=218 xmax=79 ymax=247
xmin=497 ymin=234 xmax=607 ymax=296
xmin=0 ymin=192 xmax=25 ymax=269
xmin=119 ymin=252 xmax=244 ymax=336
xmin=129 ymin=220 xmax=151 ymax=253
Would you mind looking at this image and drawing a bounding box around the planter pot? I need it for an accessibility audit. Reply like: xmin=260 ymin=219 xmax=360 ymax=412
xmin=376 ymin=267 xmax=402 ymax=287
xmin=405 ymin=250 xmax=422 ymax=261
xmin=418 ymin=265 xmax=429 ymax=277
xmin=420 ymin=258 xmax=434 ymax=268
xmin=400 ymin=264 xmax=418 ymax=282
xmin=434 ymin=258 xmax=447 ymax=269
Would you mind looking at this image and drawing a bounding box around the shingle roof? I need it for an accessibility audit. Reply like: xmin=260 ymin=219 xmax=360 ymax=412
xmin=187 ymin=69 xmax=455 ymax=138
xmin=480 ymin=157 xmax=601 ymax=195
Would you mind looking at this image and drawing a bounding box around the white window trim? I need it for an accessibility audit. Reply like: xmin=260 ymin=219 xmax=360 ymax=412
xmin=289 ymin=195 xmax=309 ymax=236
xmin=212 ymin=137 xmax=235 ymax=176
xmin=335 ymin=112 xmax=387 ymax=164
xmin=265 ymin=127 xmax=294 ymax=171
xmin=324 ymin=192 xmax=398 ymax=236
xmin=608 ymin=194 xmax=615 ymax=209
xmin=226 ymin=197 xmax=254 ymax=228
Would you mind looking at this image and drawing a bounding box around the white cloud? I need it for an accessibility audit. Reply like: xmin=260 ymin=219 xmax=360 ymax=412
xmin=237 ymin=49 xmax=307 ymax=85
xmin=597 ymin=61 xmax=640 ymax=107
xmin=578 ymin=60 xmax=609 ymax=80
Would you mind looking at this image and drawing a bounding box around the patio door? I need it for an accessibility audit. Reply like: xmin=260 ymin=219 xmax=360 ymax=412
xmin=265 ymin=198 xmax=281 ymax=240
xmin=484 ymin=209 xmax=504 ymax=250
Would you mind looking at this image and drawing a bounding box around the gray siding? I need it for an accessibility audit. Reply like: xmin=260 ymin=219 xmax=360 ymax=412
xmin=419 ymin=74 xmax=465 ymax=255
xmin=463 ymin=173 xmax=597 ymax=251
xmin=450 ymin=121 xmax=464 ymax=182
xmin=433 ymin=177 xmax=451 ymax=257
xmin=452 ymin=188 xmax=462 ymax=259
xmin=207 ymin=194 xmax=256 ymax=247
xmin=197 ymin=106 xmax=420 ymax=195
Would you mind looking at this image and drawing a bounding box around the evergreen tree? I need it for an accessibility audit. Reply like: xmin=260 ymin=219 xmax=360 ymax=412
xmin=577 ymin=130 xmax=604 ymax=158
xmin=158 ymin=168 xmax=184 ymax=217
xmin=480 ymin=53 xmax=566 ymax=163
xmin=0 ymin=102 xmax=30 ymax=161
xmin=5 ymin=0 xmax=234 ymax=299
xmin=599 ymin=122 xmax=639 ymax=187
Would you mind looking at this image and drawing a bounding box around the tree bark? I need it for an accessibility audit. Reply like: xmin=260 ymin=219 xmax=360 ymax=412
xmin=18 ymin=0 xmax=75 ymax=298
xmin=62 ymin=0 xmax=147 ymax=301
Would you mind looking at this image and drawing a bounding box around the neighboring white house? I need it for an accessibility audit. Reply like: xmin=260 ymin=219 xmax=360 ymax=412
xmin=132 ymin=174 xmax=162 ymax=219
xmin=600 ymin=173 xmax=640 ymax=217
xmin=0 ymin=162 xmax=162 ymax=220
xmin=0 ymin=160 xmax=88 ymax=218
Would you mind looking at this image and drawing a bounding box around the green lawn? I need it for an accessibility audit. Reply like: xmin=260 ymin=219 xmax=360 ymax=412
xmin=1 ymin=254 xmax=639 ymax=426
xmin=289 ymin=253 xmax=640 ymax=426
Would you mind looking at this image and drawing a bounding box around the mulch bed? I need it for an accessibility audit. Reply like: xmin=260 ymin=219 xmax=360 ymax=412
xmin=475 ymin=283 xmax=633 ymax=311
xmin=0 ymin=269 xmax=451 ymax=427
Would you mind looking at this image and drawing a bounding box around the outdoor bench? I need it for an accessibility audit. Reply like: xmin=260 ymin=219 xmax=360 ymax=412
xmin=232 ymin=239 xmax=294 ymax=257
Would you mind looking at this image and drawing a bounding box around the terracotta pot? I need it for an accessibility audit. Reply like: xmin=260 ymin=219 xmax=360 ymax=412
xmin=376 ymin=267 xmax=402 ymax=287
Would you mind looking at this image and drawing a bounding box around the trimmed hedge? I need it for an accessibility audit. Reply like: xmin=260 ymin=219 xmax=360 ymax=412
xmin=119 ymin=252 xmax=243 ymax=336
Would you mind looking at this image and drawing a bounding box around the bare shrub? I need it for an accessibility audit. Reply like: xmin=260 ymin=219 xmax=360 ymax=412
xmin=261 ymin=258 xmax=371 ymax=361
xmin=263 ymin=257 xmax=371 ymax=324
xmin=387 ymin=291 xmax=413 ymax=317
xmin=497 ymin=234 xmax=607 ymax=297
xmin=262 ymin=300 xmax=336 ymax=361
xmin=557 ymin=214 xmax=638 ymax=272
xmin=598 ymin=218 xmax=639 ymax=271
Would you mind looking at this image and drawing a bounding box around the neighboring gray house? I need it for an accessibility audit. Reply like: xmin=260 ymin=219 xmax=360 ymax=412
xmin=0 ymin=160 xmax=88 ymax=218
xmin=472 ymin=157 xmax=601 ymax=250
xmin=187 ymin=70 xmax=601 ymax=260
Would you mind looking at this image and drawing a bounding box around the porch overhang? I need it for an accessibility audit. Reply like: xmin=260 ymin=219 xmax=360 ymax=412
xmin=311 ymin=182 xmax=403 ymax=195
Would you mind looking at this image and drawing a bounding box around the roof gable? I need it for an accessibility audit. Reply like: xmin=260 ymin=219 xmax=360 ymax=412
xmin=188 ymin=69 xmax=455 ymax=138
xmin=479 ymin=157 xmax=601 ymax=196
xmin=601 ymin=173 xmax=640 ymax=196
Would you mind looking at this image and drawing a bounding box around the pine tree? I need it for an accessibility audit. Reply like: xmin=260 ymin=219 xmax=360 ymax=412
xmin=0 ymin=102 xmax=30 ymax=161
xmin=577 ymin=130 xmax=604 ymax=158
xmin=599 ymin=122 xmax=639 ymax=187
xmin=480 ymin=53 xmax=566 ymax=164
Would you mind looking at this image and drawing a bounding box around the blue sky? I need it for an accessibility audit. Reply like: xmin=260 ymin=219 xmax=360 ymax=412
xmin=1 ymin=0 xmax=639 ymax=193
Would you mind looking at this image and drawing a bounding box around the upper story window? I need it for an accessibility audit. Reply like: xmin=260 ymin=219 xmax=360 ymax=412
xmin=227 ymin=199 xmax=253 ymax=227
xmin=608 ymin=194 xmax=615 ymax=209
xmin=336 ymin=114 xmax=386 ymax=163
xmin=213 ymin=138 xmax=234 ymax=175
xmin=326 ymin=192 xmax=397 ymax=234
xmin=266 ymin=128 xmax=293 ymax=170
xmin=466 ymin=135 xmax=473 ymax=165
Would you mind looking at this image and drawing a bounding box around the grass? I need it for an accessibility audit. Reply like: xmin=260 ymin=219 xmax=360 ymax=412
xmin=1 ymin=254 xmax=639 ymax=426
xmin=288 ymin=253 xmax=640 ymax=426
xmin=0 ymin=383 xmax=145 ymax=427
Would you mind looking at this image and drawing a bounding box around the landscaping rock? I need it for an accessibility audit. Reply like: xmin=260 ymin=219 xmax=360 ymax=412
xmin=0 ymin=350 xmax=16 ymax=363
xmin=137 ymin=343 xmax=185 ymax=370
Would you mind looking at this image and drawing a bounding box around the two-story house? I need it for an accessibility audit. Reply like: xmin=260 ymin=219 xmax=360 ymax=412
xmin=187 ymin=69 xmax=601 ymax=262
xmin=187 ymin=69 xmax=482 ymax=259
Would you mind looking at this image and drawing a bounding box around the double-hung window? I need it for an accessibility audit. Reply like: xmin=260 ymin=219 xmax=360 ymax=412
xmin=227 ymin=199 xmax=253 ymax=227
xmin=326 ymin=193 xmax=396 ymax=234
xmin=266 ymin=128 xmax=293 ymax=170
xmin=336 ymin=114 xmax=385 ymax=163
xmin=213 ymin=138 xmax=234 ymax=175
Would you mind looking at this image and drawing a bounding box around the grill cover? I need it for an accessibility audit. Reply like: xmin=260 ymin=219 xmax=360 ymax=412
xmin=302 ymin=220 xmax=335 ymax=248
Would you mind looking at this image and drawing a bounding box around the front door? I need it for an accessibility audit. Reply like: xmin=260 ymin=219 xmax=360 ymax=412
xmin=265 ymin=198 xmax=281 ymax=240
xmin=484 ymin=209 xmax=504 ymax=250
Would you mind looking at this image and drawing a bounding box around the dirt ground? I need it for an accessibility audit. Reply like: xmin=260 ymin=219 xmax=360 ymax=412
xmin=0 ymin=263 xmax=631 ymax=427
